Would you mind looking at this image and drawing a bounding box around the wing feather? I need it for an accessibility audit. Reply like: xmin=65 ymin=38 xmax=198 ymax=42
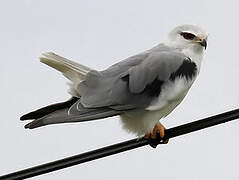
xmin=78 ymin=49 xmax=187 ymax=109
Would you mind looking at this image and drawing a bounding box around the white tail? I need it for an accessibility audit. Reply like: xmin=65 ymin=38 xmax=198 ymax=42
xmin=40 ymin=52 xmax=93 ymax=96
xmin=40 ymin=52 xmax=92 ymax=82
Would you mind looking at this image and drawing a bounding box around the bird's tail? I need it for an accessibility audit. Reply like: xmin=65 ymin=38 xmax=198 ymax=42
xmin=40 ymin=52 xmax=94 ymax=97
xmin=40 ymin=52 xmax=92 ymax=83
xmin=20 ymin=97 xmax=121 ymax=129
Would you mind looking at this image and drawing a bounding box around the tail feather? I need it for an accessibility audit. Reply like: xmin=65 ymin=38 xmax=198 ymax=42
xmin=40 ymin=52 xmax=93 ymax=97
xmin=40 ymin=52 xmax=92 ymax=82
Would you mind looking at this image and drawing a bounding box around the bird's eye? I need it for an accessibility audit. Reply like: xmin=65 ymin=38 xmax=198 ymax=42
xmin=180 ymin=32 xmax=195 ymax=40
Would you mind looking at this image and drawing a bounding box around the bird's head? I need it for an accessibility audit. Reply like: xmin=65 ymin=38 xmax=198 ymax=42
xmin=167 ymin=24 xmax=208 ymax=52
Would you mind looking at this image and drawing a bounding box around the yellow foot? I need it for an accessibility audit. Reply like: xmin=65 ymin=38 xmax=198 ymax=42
xmin=144 ymin=123 xmax=169 ymax=148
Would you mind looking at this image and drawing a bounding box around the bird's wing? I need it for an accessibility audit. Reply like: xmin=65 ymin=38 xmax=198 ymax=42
xmin=74 ymin=50 xmax=188 ymax=112
xmin=40 ymin=52 xmax=92 ymax=82
xmin=126 ymin=51 xmax=186 ymax=93
xmin=22 ymin=49 xmax=194 ymax=129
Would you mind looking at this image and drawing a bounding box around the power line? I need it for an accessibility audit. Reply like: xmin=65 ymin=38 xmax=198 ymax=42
xmin=1 ymin=108 xmax=239 ymax=180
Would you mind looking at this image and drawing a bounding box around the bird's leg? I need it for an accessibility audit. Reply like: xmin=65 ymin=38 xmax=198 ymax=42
xmin=144 ymin=122 xmax=169 ymax=148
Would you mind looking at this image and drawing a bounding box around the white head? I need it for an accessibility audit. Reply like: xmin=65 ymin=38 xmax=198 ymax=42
xmin=167 ymin=24 xmax=208 ymax=52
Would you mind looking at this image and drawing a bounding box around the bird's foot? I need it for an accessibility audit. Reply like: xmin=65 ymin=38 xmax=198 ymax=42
xmin=144 ymin=123 xmax=169 ymax=148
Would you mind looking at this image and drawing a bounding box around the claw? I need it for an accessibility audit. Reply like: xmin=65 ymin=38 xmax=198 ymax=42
xmin=144 ymin=123 xmax=169 ymax=148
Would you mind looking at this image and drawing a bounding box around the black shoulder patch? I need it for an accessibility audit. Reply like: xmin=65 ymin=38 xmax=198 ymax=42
xmin=122 ymin=75 xmax=164 ymax=97
xmin=170 ymin=58 xmax=197 ymax=81
xmin=141 ymin=78 xmax=164 ymax=97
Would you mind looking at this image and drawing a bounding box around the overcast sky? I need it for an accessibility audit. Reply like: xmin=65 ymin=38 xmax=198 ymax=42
xmin=1 ymin=0 xmax=239 ymax=179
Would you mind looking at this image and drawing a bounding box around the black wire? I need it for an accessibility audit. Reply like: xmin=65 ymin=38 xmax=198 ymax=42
xmin=1 ymin=108 xmax=239 ymax=180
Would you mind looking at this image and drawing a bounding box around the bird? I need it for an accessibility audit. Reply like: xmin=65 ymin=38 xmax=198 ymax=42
xmin=21 ymin=24 xmax=208 ymax=145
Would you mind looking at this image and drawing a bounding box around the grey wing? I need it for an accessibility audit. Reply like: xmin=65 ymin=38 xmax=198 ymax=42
xmin=127 ymin=51 xmax=185 ymax=93
xmin=23 ymin=50 xmax=188 ymax=129
xmin=74 ymin=50 xmax=187 ymax=112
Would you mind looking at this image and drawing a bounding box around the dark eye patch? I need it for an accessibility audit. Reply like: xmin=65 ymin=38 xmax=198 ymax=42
xmin=180 ymin=32 xmax=196 ymax=40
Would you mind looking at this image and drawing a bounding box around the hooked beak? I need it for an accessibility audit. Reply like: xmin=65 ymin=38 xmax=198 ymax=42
xmin=199 ymin=39 xmax=207 ymax=50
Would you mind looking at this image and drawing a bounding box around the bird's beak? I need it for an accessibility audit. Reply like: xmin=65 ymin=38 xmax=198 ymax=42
xmin=199 ymin=39 xmax=207 ymax=50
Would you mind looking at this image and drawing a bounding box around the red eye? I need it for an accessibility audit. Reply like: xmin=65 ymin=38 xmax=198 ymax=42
xmin=180 ymin=32 xmax=195 ymax=40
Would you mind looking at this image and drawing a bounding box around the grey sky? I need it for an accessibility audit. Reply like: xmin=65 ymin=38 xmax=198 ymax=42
xmin=1 ymin=0 xmax=239 ymax=179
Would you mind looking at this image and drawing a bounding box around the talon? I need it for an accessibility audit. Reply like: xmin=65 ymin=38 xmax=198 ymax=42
xmin=144 ymin=123 xmax=169 ymax=148
xmin=152 ymin=123 xmax=166 ymax=140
